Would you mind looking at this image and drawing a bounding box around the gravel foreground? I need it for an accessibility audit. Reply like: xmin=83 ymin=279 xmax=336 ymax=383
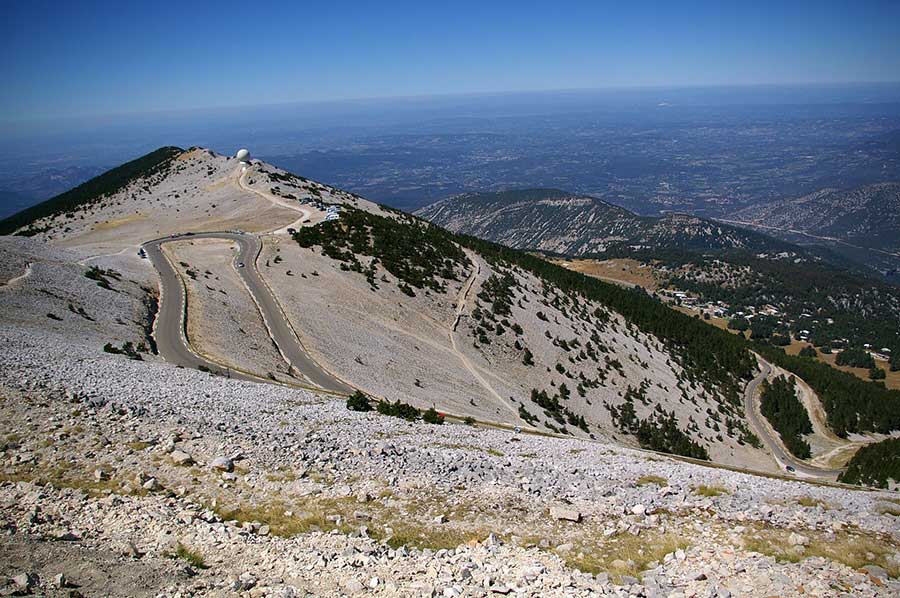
xmin=1 ymin=323 xmax=899 ymax=597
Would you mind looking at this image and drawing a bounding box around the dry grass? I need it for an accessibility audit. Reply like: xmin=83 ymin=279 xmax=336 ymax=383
xmin=876 ymin=503 xmax=900 ymax=517
xmin=265 ymin=468 xmax=299 ymax=483
xmin=636 ymin=475 xmax=668 ymax=487
xmin=213 ymin=497 xmax=358 ymax=537
xmin=694 ymin=485 xmax=729 ymax=497
xmin=383 ymin=524 xmax=494 ymax=551
xmin=212 ymin=492 xmax=499 ymax=553
xmin=553 ymin=258 xmax=660 ymax=291
xmin=563 ymin=531 xmax=689 ymax=581
xmin=0 ymin=469 xmax=126 ymax=498
xmin=797 ymin=496 xmax=828 ymax=509
xmin=742 ymin=526 xmax=900 ymax=578
xmin=169 ymin=543 xmax=207 ymax=569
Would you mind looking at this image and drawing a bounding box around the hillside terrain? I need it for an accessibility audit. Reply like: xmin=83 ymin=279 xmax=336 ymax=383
xmin=723 ymin=183 xmax=900 ymax=279
xmin=730 ymin=183 xmax=900 ymax=253
xmin=0 ymin=149 xmax=771 ymax=468
xmin=1 ymin=148 xmax=899 ymax=595
xmin=417 ymin=188 xmax=900 ymax=364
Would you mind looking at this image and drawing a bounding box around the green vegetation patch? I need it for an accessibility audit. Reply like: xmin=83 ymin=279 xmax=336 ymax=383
xmin=759 ymin=375 xmax=812 ymax=459
xmin=839 ymin=437 xmax=900 ymax=488
xmin=835 ymin=346 xmax=876 ymax=369
xmin=169 ymin=543 xmax=207 ymax=569
xmin=293 ymin=207 xmax=469 ymax=295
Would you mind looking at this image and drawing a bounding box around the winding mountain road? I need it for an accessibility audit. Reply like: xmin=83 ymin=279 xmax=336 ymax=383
xmin=144 ymin=231 xmax=353 ymax=395
xmin=743 ymin=358 xmax=843 ymax=479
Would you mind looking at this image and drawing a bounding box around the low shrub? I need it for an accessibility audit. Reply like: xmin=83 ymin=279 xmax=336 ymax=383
xmin=422 ymin=407 xmax=445 ymax=425
xmin=346 ymin=390 xmax=373 ymax=412
xmin=377 ymin=399 xmax=421 ymax=421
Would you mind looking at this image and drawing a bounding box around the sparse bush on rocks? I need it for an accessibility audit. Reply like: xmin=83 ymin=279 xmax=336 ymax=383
xmin=85 ymin=265 xmax=121 ymax=290
xmin=422 ymin=407 xmax=444 ymax=425
xmin=694 ymin=485 xmax=729 ymax=497
xmin=169 ymin=543 xmax=207 ymax=569
xmin=636 ymin=475 xmax=668 ymax=487
xmin=103 ymin=341 xmax=143 ymax=360
xmin=346 ymin=390 xmax=372 ymax=412
xmin=376 ymin=399 xmax=421 ymax=421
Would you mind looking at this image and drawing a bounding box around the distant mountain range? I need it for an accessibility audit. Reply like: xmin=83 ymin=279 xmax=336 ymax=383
xmin=728 ymin=183 xmax=900 ymax=251
xmin=723 ymin=183 xmax=900 ymax=279
xmin=416 ymin=188 xmax=795 ymax=256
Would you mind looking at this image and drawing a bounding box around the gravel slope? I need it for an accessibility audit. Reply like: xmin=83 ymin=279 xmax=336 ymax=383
xmin=1 ymin=236 xmax=899 ymax=596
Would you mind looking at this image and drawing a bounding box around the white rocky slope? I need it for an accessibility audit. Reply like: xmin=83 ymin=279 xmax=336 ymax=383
xmin=1 ymin=234 xmax=899 ymax=596
xmin=4 ymin=147 xmax=768 ymax=468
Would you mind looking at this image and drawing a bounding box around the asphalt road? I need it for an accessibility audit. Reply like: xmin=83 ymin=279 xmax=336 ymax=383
xmin=143 ymin=232 xmax=353 ymax=395
xmin=743 ymin=358 xmax=844 ymax=479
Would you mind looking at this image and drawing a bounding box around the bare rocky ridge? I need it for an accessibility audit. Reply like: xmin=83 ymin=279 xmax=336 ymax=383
xmin=730 ymin=183 xmax=900 ymax=254
xmin=416 ymin=189 xmax=792 ymax=256
xmin=1 ymin=148 xmax=898 ymax=595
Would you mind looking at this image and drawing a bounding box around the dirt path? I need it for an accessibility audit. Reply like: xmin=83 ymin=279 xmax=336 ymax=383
xmin=1 ymin=263 xmax=32 ymax=288
xmin=75 ymin=245 xmax=139 ymax=266
xmin=236 ymin=165 xmax=316 ymax=233
xmin=810 ymin=441 xmax=867 ymax=470
xmin=446 ymin=250 xmax=521 ymax=422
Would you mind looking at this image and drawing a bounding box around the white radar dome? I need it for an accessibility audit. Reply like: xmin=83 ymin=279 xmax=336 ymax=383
xmin=235 ymin=148 xmax=250 ymax=162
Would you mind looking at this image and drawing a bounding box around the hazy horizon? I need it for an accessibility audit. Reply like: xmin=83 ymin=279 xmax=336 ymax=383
xmin=4 ymin=0 xmax=900 ymax=122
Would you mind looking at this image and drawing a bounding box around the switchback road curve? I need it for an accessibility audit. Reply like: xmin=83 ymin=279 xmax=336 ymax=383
xmin=743 ymin=358 xmax=843 ymax=479
xmin=144 ymin=231 xmax=353 ymax=395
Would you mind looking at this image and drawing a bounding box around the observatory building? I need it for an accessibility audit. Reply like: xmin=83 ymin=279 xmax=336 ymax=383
xmin=235 ymin=148 xmax=251 ymax=163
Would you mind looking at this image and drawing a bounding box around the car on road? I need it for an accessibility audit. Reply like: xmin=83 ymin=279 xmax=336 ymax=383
xmin=236 ymin=262 xmax=245 ymax=268
xmin=785 ymin=465 xmax=796 ymax=473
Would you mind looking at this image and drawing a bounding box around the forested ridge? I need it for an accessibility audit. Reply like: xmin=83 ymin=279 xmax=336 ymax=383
xmin=293 ymin=207 xmax=469 ymax=295
xmin=838 ymin=438 xmax=900 ymax=489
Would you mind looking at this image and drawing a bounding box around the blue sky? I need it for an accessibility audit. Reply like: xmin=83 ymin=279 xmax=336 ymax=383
xmin=2 ymin=0 xmax=899 ymax=121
